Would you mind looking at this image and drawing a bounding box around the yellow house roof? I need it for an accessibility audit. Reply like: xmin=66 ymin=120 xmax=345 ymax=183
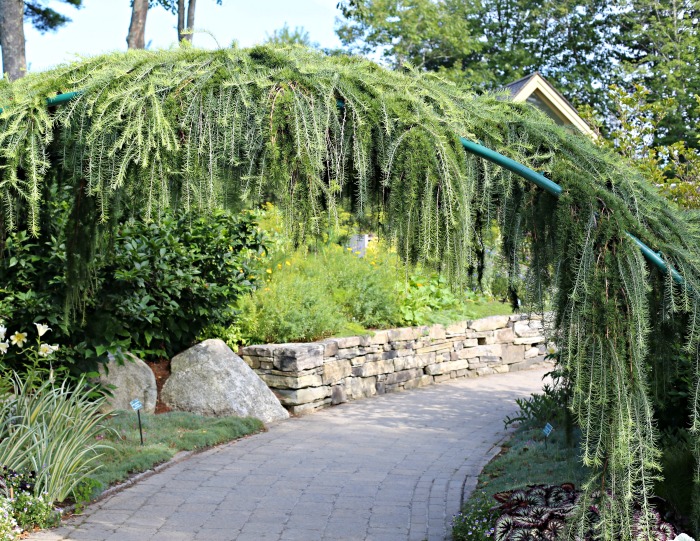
xmin=504 ymin=72 xmax=595 ymax=138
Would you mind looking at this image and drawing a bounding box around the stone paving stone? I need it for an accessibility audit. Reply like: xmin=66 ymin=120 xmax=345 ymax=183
xmin=30 ymin=369 xmax=548 ymax=541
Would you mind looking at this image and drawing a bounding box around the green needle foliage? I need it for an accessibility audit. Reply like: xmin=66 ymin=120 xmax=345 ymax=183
xmin=0 ymin=45 xmax=699 ymax=538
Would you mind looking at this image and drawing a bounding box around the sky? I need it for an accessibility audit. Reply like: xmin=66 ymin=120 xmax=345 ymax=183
xmin=24 ymin=0 xmax=344 ymax=73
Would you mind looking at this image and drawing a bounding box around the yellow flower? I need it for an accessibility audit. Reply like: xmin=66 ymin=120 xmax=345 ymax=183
xmin=285 ymin=260 xmax=291 ymax=266
xmin=10 ymin=332 xmax=27 ymax=348
xmin=277 ymin=263 xmax=282 ymax=270
xmin=266 ymin=268 xmax=272 ymax=274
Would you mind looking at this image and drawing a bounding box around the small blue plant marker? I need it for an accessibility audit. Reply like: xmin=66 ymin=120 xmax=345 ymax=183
xmin=130 ymin=399 xmax=144 ymax=446
xmin=543 ymin=422 xmax=553 ymax=449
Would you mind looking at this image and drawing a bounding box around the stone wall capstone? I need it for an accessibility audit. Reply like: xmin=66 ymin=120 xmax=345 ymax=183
xmin=241 ymin=314 xmax=552 ymax=415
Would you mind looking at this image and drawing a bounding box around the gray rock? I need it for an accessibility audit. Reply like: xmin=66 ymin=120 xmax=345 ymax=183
xmin=469 ymin=315 xmax=511 ymax=332
xmin=162 ymin=339 xmax=289 ymax=423
xmin=331 ymin=385 xmax=347 ymax=405
xmin=99 ymin=353 xmax=157 ymax=414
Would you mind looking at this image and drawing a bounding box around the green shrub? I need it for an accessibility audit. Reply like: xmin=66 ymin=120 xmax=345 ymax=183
xmin=236 ymin=242 xmax=402 ymax=344
xmin=238 ymin=271 xmax=346 ymax=344
xmin=9 ymin=490 xmax=56 ymax=530
xmin=89 ymin=209 xmax=264 ymax=359
xmin=0 ymin=205 xmax=264 ymax=373
xmin=321 ymin=245 xmax=402 ymax=328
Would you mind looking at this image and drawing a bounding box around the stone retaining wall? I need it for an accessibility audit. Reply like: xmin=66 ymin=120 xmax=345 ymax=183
xmin=241 ymin=314 xmax=551 ymax=415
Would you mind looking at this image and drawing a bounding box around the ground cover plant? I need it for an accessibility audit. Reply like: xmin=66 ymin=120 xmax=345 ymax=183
xmin=1 ymin=45 xmax=700 ymax=538
xmin=87 ymin=412 xmax=263 ymax=495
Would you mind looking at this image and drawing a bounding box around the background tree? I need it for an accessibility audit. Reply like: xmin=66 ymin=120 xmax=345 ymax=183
xmin=127 ymin=0 xmax=149 ymax=49
xmin=166 ymin=0 xmax=223 ymax=43
xmin=615 ymin=0 xmax=700 ymax=149
xmin=0 ymin=0 xmax=25 ymax=81
xmin=336 ymin=0 xmax=620 ymax=104
xmin=265 ymin=23 xmax=317 ymax=48
xmin=0 ymin=0 xmax=81 ymax=80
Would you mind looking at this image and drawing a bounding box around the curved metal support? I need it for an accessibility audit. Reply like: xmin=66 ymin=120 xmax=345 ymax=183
xmin=459 ymin=137 xmax=562 ymax=197
xmin=0 ymin=90 xmax=82 ymax=114
xmin=46 ymin=91 xmax=83 ymax=107
xmin=459 ymin=136 xmax=687 ymax=287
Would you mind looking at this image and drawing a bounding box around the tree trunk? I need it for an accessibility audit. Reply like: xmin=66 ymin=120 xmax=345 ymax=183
xmin=186 ymin=0 xmax=196 ymax=35
xmin=0 ymin=0 xmax=26 ymax=81
xmin=178 ymin=0 xmax=196 ymax=42
xmin=177 ymin=0 xmax=186 ymax=42
xmin=127 ymin=0 xmax=149 ymax=49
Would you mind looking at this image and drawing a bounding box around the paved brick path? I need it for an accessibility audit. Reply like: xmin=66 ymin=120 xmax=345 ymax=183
xmin=32 ymin=368 xmax=548 ymax=541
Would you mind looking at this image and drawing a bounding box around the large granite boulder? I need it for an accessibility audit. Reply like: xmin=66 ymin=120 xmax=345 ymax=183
xmin=99 ymin=353 xmax=157 ymax=414
xmin=162 ymin=339 xmax=289 ymax=423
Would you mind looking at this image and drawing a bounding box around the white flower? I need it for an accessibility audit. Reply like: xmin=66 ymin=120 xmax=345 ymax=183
xmin=546 ymin=342 xmax=558 ymax=355
xmin=34 ymin=323 xmax=51 ymax=337
xmin=9 ymin=332 xmax=27 ymax=348
xmin=0 ymin=325 xmax=6 ymax=341
xmin=50 ymin=344 xmax=59 ymax=352
xmin=674 ymin=534 xmax=696 ymax=541
xmin=0 ymin=341 xmax=8 ymax=355
xmin=38 ymin=344 xmax=53 ymax=357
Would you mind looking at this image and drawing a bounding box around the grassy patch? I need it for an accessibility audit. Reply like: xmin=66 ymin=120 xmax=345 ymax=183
xmin=88 ymin=412 xmax=263 ymax=494
xmin=478 ymin=424 xmax=588 ymax=496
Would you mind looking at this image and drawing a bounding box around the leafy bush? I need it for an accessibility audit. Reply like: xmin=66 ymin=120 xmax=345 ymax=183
xmin=237 ymin=243 xmax=401 ymax=344
xmin=9 ymin=490 xmax=55 ymax=530
xmin=238 ymin=271 xmax=346 ymax=344
xmin=88 ymin=209 xmax=264 ymax=359
xmin=398 ymin=271 xmax=480 ymax=325
xmin=0 ymin=468 xmax=59 ymax=532
xmin=0 ymin=205 xmax=264 ymax=373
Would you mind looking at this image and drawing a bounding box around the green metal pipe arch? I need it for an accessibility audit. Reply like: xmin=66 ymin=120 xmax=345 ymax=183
xmin=458 ymin=137 xmax=686 ymax=286
xmin=0 ymin=90 xmax=686 ymax=286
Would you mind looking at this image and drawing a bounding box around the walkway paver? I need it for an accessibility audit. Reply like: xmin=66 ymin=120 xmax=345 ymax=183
xmin=32 ymin=368 xmax=549 ymax=541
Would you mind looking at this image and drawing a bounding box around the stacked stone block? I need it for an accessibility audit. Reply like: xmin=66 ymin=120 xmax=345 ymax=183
xmin=241 ymin=314 xmax=550 ymax=415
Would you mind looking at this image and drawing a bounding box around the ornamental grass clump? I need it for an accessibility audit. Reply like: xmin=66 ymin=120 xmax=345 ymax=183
xmin=0 ymin=323 xmax=109 ymax=504
xmin=1 ymin=45 xmax=700 ymax=538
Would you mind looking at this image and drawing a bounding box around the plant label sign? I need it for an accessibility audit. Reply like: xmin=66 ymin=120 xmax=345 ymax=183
xmin=130 ymin=399 xmax=143 ymax=411
xmin=543 ymin=423 xmax=553 ymax=437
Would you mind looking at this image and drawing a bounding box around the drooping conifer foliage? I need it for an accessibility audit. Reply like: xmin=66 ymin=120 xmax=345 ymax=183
xmin=0 ymin=46 xmax=698 ymax=538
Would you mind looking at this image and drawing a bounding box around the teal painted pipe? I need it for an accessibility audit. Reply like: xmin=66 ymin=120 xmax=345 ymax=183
xmin=0 ymin=90 xmax=82 ymax=114
xmin=459 ymin=136 xmax=687 ymax=287
xmin=45 ymin=90 xmax=83 ymax=107
xmin=459 ymin=137 xmax=563 ymax=197
xmin=626 ymin=233 xmax=684 ymax=285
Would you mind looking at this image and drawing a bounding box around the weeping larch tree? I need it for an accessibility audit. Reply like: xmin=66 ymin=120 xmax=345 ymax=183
xmin=0 ymin=46 xmax=698 ymax=538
